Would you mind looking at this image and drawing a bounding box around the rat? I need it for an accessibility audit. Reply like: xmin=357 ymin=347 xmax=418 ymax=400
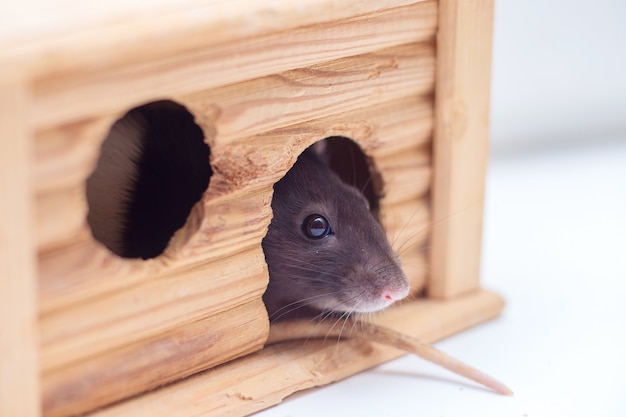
xmin=262 ymin=153 xmax=514 ymax=396
xmin=262 ymin=143 xmax=410 ymax=319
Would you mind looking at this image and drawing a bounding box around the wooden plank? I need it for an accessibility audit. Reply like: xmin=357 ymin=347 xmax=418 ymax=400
xmin=183 ymin=42 xmax=435 ymax=144
xmin=367 ymin=95 xmax=433 ymax=158
xmin=1 ymin=1 xmax=433 ymax=77
xmin=33 ymin=115 xmax=114 ymax=193
xmin=33 ymin=77 xmax=432 ymax=198
xmin=375 ymin=143 xmax=431 ymax=206
xmin=32 ymin=114 xmax=114 ymax=250
xmin=43 ymin=299 xmax=269 ymax=417
xmin=0 ymin=82 xmax=41 ymax=417
xmin=36 ymin=185 xmax=87 ymax=251
xmin=429 ymin=0 xmax=494 ymax=298
xmin=39 ymin=95 xmax=434 ymax=312
xmin=40 ymin=247 xmax=268 ymax=373
xmin=87 ymin=290 xmax=504 ymax=417
xmin=207 ymin=95 xmax=434 ymax=190
xmin=39 ymin=185 xmax=272 ymax=314
xmin=31 ymin=2 xmax=437 ymax=129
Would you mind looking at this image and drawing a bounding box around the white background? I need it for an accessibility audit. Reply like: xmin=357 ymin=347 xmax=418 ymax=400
xmin=257 ymin=1 xmax=626 ymax=416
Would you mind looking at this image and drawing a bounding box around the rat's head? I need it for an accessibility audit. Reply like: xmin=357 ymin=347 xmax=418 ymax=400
xmin=262 ymin=146 xmax=409 ymax=319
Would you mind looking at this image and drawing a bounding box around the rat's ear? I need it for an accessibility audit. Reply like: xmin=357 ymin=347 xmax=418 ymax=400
xmin=309 ymin=139 xmax=329 ymax=162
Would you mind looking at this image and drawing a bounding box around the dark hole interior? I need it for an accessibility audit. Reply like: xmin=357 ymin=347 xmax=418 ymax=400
xmin=322 ymin=136 xmax=383 ymax=219
xmin=86 ymin=100 xmax=212 ymax=259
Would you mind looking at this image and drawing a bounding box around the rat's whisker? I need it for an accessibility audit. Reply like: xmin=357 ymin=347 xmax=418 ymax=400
xmin=269 ymin=292 xmax=337 ymax=322
xmin=288 ymin=275 xmax=338 ymax=286
xmin=282 ymin=263 xmax=346 ymax=280
xmin=389 ymin=209 xmax=421 ymax=250
xmin=334 ymin=312 xmax=352 ymax=350
xmin=392 ymin=203 xmax=478 ymax=255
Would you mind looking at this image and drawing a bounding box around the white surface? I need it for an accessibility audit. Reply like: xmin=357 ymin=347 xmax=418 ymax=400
xmin=256 ymin=139 xmax=626 ymax=417
xmin=490 ymin=0 xmax=626 ymax=155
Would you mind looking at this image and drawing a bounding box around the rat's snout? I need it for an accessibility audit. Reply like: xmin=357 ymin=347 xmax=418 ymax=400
xmin=357 ymin=280 xmax=409 ymax=313
xmin=346 ymin=263 xmax=410 ymax=312
xmin=380 ymin=283 xmax=410 ymax=304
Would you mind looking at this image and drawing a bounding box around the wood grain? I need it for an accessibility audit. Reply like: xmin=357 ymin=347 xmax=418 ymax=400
xmin=0 ymin=82 xmax=41 ymax=417
xmin=33 ymin=114 xmax=117 ymax=251
xmin=183 ymin=42 xmax=435 ymax=144
xmin=31 ymin=2 xmax=437 ymax=129
xmin=38 ymin=185 xmax=272 ymax=314
xmin=429 ymin=0 xmax=494 ymax=298
xmin=376 ymin=143 xmax=431 ymax=206
xmin=33 ymin=43 xmax=433 ymax=251
xmin=40 ymin=247 xmax=268 ymax=373
xmin=33 ymin=59 xmax=434 ymax=197
xmin=2 ymin=1 xmax=433 ymax=78
xmin=87 ymin=291 xmax=504 ymax=417
xmin=43 ymin=299 xmax=269 ymax=417
xmin=33 ymin=115 xmax=115 ymax=193
xmin=37 ymin=185 xmax=87 ymax=251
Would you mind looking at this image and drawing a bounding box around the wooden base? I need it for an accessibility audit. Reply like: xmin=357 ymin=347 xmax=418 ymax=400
xmin=89 ymin=289 xmax=504 ymax=417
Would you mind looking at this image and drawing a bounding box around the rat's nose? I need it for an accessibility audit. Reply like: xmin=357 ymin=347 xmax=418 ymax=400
xmin=380 ymin=283 xmax=410 ymax=303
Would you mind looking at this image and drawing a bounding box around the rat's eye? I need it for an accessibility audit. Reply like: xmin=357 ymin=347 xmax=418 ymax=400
xmin=302 ymin=214 xmax=333 ymax=239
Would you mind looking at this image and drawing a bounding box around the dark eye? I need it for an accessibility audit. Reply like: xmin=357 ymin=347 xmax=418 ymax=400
xmin=302 ymin=214 xmax=333 ymax=239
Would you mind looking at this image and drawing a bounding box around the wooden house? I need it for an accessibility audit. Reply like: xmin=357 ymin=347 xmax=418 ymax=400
xmin=0 ymin=1 xmax=500 ymax=415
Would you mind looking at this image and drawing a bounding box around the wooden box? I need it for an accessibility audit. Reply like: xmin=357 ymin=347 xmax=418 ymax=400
xmin=0 ymin=1 xmax=501 ymax=416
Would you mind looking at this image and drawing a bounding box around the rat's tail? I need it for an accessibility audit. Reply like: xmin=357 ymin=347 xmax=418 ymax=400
xmin=267 ymin=317 xmax=513 ymax=396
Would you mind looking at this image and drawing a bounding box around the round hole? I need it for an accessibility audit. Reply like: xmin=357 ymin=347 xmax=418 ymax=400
xmin=86 ymin=100 xmax=212 ymax=259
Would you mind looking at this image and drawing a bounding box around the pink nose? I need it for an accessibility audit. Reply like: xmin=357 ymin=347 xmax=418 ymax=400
xmin=381 ymin=285 xmax=409 ymax=303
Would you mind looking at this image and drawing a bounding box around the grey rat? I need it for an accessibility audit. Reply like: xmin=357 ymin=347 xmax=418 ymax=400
xmin=263 ymin=159 xmax=515 ymax=396
xmin=262 ymin=145 xmax=410 ymax=319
